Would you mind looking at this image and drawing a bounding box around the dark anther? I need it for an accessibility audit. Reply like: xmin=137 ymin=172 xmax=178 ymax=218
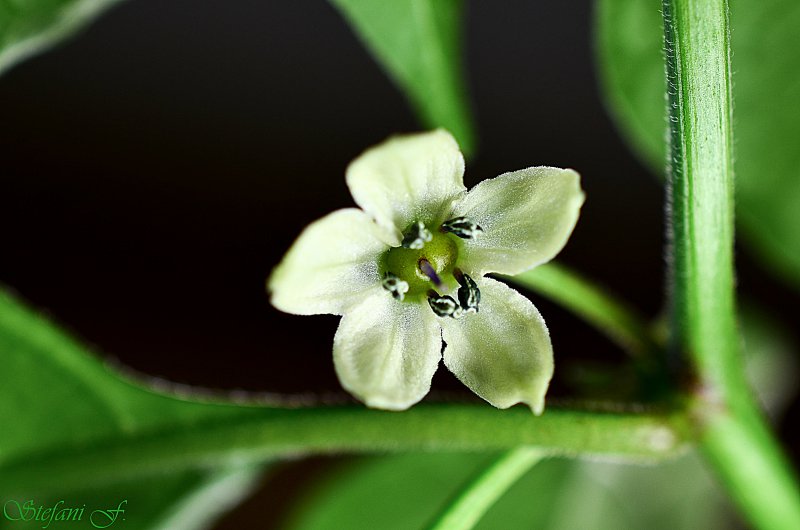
xmin=427 ymin=294 xmax=462 ymax=318
xmin=382 ymin=272 xmax=409 ymax=301
xmin=441 ymin=216 xmax=483 ymax=239
xmin=456 ymin=273 xmax=480 ymax=313
xmin=401 ymin=221 xmax=433 ymax=249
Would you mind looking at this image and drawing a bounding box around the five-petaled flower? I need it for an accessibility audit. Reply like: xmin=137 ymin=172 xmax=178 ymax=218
xmin=269 ymin=130 xmax=584 ymax=414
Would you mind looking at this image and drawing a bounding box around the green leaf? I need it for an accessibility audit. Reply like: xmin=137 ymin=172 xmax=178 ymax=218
xmin=282 ymin=453 xmax=498 ymax=530
xmin=0 ymin=287 xmax=258 ymax=476
xmin=281 ymin=452 xmax=732 ymax=530
xmin=0 ymin=286 xmax=268 ymax=527
xmin=740 ymin=303 xmax=799 ymax=417
xmin=596 ymin=0 xmax=800 ymax=287
xmin=428 ymin=448 xmax=545 ymax=530
xmin=330 ymin=0 xmax=476 ymax=155
xmin=1 ymin=464 xmax=265 ymax=530
xmin=0 ymin=0 xmax=123 ymax=76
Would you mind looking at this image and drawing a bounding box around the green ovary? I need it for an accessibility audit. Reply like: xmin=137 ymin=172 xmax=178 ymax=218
xmin=381 ymin=229 xmax=460 ymax=300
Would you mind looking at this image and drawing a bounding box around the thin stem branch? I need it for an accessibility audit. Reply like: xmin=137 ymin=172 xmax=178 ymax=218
xmin=428 ymin=448 xmax=545 ymax=530
xmin=662 ymin=0 xmax=800 ymax=527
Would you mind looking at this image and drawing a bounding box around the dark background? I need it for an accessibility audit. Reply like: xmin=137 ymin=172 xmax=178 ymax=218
xmin=1 ymin=1 xmax=796 ymax=527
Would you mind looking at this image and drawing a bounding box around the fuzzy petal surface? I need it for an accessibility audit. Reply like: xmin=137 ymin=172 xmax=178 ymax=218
xmin=268 ymin=208 xmax=394 ymax=316
xmin=440 ymin=277 xmax=554 ymax=414
xmin=452 ymin=167 xmax=584 ymax=275
xmin=334 ymin=293 xmax=442 ymax=410
xmin=346 ymin=130 xmax=466 ymax=235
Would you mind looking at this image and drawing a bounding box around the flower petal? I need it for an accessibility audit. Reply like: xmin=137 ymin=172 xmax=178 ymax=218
xmin=334 ymin=293 xmax=442 ymax=410
xmin=439 ymin=277 xmax=554 ymax=414
xmin=346 ymin=130 xmax=466 ymax=234
xmin=452 ymin=167 xmax=584 ymax=275
xmin=268 ymin=208 xmax=395 ymax=316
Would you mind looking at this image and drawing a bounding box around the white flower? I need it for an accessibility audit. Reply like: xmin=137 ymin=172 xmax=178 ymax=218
xmin=268 ymin=130 xmax=585 ymax=414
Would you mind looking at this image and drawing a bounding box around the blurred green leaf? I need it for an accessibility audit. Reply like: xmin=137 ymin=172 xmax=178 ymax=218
xmin=6 ymin=464 xmax=265 ymax=530
xmin=0 ymin=287 xmax=268 ymax=526
xmin=480 ymin=454 xmax=728 ymax=530
xmin=740 ymin=302 xmax=799 ymax=417
xmin=280 ymin=453 xmax=730 ymax=530
xmin=282 ymin=453 xmax=498 ymax=530
xmin=0 ymin=287 xmax=254 ymax=476
xmin=428 ymin=448 xmax=545 ymax=530
xmin=330 ymin=0 xmax=476 ymax=155
xmin=596 ymin=0 xmax=800 ymax=287
xmin=0 ymin=0 xmax=123 ymax=76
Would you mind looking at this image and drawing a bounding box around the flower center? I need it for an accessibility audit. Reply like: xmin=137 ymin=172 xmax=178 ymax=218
xmin=381 ymin=218 xmax=482 ymax=318
xmin=380 ymin=221 xmax=460 ymax=301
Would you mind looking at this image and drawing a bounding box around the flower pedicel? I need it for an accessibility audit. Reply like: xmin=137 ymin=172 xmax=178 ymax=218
xmin=269 ymin=130 xmax=584 ymax=414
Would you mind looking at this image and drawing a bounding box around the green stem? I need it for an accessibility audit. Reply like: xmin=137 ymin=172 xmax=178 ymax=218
xmin=662 ymin=0 xmax=800 ymax=527
xmin=0 ymin=403 xmax=688 ymax=494
xmin=428 ymin=448 xmax=545 ymax=530
xmin=508 ymin=263 xmax=658 ymax=359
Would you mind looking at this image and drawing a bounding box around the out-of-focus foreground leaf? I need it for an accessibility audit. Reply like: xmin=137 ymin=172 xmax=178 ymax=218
xmin=0 ymin=287 xmax=267 ymax=528
xmin=282 ymin=453 xmax=499 ymax=530
xmin=281 ymin=451 xmax=730 ymax=530
xmin=596 ymin=0 xmax=800 ymax=288
xmin=330 ymin=0 xmax=476 ymax=155
xmin=8 ymin=464 xmax=265 ymax=530
xmin=0 ymin=0 xmax=124 ymax=76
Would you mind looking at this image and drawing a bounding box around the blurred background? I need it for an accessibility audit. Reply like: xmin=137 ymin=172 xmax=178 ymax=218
xmin=1 ymin=0 xmax=796 ymax=527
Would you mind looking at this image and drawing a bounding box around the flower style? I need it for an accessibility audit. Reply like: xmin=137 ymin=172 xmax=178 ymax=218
xmin=268 ymin=130 xmax=584 ymax=414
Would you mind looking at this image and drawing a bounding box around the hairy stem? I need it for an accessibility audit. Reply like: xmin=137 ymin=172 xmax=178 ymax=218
xmin=0 ymin=403 xmax=688 ymax=495
xmin=662 ymin=0 xmax=800 ymax=527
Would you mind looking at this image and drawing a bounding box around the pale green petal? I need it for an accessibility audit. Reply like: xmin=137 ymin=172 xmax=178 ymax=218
xmin=452 ymin=167 xmax=584 ymax=275
xmin=334 ymin=293 xmax=442 ymax=410
xmin=268 ymin=209 xmax=395 ymax=316
xmin=346 ymin=130 xmax=466 ymax=234
xmin=439 ymin=277 xmax=554 ymax=414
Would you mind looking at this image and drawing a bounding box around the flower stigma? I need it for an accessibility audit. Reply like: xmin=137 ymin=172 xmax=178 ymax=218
xmin=417 ymin=258 xmax=442 ymax=287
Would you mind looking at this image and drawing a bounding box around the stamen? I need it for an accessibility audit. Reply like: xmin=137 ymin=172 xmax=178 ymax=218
xmin=382 ymin=272 xmax=409 ymax=301
xmin=401 ymin=221 xmax=433 ymax=249
xmin=427 ymin=293 xmax=463 ymax=318
xmin=456 ymin=273 xmax=480 ymax=313
xmin=441 ymin=216 xmax=483 ymax=239
xmin=418 ymin=258 xmax=442 ymax=287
